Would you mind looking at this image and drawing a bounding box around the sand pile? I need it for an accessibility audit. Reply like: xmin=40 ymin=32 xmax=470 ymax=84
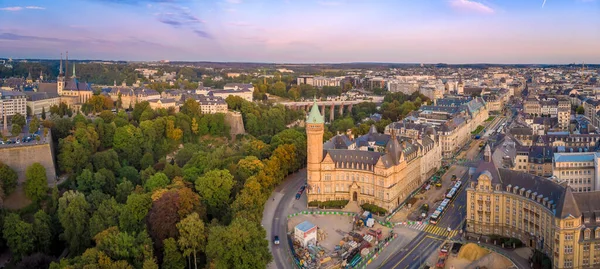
xmin=458 ymin=243 xmax=490 ymax=261
xmin=469 ymin=252 xmax=513 ymax=269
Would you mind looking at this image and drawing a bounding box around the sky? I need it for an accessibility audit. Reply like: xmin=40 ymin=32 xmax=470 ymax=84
xmin=0 ymin=0 xmax=599 ymax=63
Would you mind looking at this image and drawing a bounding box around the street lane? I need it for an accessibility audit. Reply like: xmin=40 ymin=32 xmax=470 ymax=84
xmin=263 ymin=169 xmax=307 ymax=269
xmin=378 ymin=233 xmax=444 ymax=269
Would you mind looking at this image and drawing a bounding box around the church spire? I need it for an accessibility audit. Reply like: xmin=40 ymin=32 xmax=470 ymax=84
xmin=72 ymin=63 xmax=76 ymax=78
xmin=59 ymin=53 xmax=64 ymax=76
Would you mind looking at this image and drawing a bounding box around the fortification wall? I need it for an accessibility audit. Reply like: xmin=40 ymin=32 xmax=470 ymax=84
xmin=225 ymin=111 xmax=246 ymax=138
xmin=0 ymin=142 xmax=56 ymax=185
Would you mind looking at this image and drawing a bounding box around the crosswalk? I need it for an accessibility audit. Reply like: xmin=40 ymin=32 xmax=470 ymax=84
xmin=406 ymin=223 xmax=459 ymax=238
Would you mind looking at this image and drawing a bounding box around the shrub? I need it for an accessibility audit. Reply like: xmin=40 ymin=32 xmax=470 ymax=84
xmin=308 ymin=200 xmax=349 ymax=209
xmin=361 ymin=203 xmax=387 ymax=215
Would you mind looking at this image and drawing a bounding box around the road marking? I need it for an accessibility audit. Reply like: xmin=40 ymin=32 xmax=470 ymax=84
xmin=398 ymin=240 xmax=436 ymax=269
xmin=386 ymin=236 xmax=427 ymax=269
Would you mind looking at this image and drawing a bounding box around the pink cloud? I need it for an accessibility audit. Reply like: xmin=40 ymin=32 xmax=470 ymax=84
xmin=449 ymin=0 xmax=494 ymax=14
xmin=0 ymin=6 xmax=23 ymax=11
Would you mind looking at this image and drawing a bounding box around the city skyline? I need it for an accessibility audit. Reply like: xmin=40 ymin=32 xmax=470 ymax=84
xmin=0 ymin=0 xmax=599 ymax=63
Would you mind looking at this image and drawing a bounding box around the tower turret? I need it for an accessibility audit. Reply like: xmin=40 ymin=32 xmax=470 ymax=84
xmin=306 ymin=98 xmax=325 ymax=201
xmin=57 ymin=53 xmax=65 ymax=95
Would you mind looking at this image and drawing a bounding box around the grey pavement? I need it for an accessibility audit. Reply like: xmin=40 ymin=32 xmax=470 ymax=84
xmin=262 ymin=169 xmax=307 ymax=269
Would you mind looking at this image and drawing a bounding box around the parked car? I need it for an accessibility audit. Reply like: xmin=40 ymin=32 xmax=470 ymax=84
xmin=436 ymin=256 xmax=446 ymax=268
xmin=440 ymin=242 xmax=451 ymax=253
xmin=295 ymin=192 xmax=301 ymax=200
xmin=273 ymin=235 xmax=280 ymax=245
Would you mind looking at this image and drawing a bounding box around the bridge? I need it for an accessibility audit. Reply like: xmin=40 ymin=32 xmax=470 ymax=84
xmin=277 ymin=96 xmax=384 ymax=122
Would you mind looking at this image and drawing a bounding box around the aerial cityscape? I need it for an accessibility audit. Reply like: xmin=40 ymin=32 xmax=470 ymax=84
xmin=1 ymin=0 xmax=600 ymax=269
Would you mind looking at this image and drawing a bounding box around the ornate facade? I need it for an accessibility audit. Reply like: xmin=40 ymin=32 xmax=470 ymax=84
xmin=306 ymin=101 xmax=441 ymax=211
xmin=467 ymin=151 xmax=600 ymax=269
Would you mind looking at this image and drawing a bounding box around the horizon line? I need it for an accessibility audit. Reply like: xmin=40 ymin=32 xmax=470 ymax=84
xmin=1 ymin=57 xmax=598 ymax=67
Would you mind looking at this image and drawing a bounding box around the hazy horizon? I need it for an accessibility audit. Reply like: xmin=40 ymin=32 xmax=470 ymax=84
xmin=1 ymin=0 xmax=599 ymax=64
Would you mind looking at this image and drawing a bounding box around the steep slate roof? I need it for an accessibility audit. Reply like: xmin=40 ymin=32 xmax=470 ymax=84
xmin=474 ymin=160 xmax=580 ymax=219
xmin=38 ymin=82 xmax=58 ymax=94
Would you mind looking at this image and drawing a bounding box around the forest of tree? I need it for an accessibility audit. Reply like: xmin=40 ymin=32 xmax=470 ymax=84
xmin=0 ymin=96 xmax=307 ymax=269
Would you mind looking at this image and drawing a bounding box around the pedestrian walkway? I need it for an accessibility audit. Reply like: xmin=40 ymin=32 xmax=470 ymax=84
xmin=405 ymin=222 xmax=459 ymax=238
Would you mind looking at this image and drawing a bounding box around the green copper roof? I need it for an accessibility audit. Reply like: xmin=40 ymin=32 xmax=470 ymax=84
xmin=307 ymin=101 xmax=324 ymax=124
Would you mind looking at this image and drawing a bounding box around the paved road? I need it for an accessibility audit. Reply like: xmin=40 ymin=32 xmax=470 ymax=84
xmin=262 ymin=169 xmax=307 ymax=269
xmin=378 ymin=232 xmax=445 ymax=269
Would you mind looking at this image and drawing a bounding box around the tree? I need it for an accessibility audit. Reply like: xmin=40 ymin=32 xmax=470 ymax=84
xmin=58 ymin=135 xmax=90 ymax=174
xmin=11 ymin=124 xmax=22 ymax=136
xmin=41 ymin=107 xmax=46 ymax=120
xmin=163 ymin=238 xmax=185 ymax=269
xmin=191 ymin=117 xmax=199 ymax=135
xmin=93 ymin=227 xmax=153 ymax=268
xmin=142 ymin=258 xmax=159 ymax=269
xmin=113 ymin=125 xmax=144 ymax=169
xmin=0 ymin=161 xmax=18 ymax=196
xmin=206 ymin=217 xmax=271 ymax=269
xmin=58 ymin=190 xmax=91 ymax=255
xmin=145 ymin=172 xmax=170 ymax=192
xmin=32 ymin=210 xmax=53 ymax=254
xmin=25 ymin=163 xmax=48 ymax=203
xmin=577 ymin=106 xmax=585 ymax=115
xmin=29 ymin=115 xmax=40 ymax=133
xmin=231 ymin=178 xmax=266 ymax=223
xmin=148 ymin=191 xmax=181 ymax=258
xmin=2 ymin=213 xmax=34 ymax=260
xmin=140 ymin=152 xmax=155 ymax=170
xmin=119 ymin=193 xmax=152 ymax=233
xmin=12 ymin=113 xmax=26 ymax=127
xmin=166 ymin=119 xmax=183 ymax=142
xmin=176 ymin=213 xmax=206 ymax=269
xmin=77 ymin=169 xmax=104 ymax=193
xmin=92 ymin=149 xmax=121 ymax=172
xmin=119 ymin=166 xmax=141 ymax=186
xmin=195 ymin=169 xmax=234 ymax=219
xmin=116 ymin=180 xmax=134 ymax=203
xmin=89 ymin=198 xmax=121 ymax=237
xmin=181 ymin=99 xmax=200 ymax=118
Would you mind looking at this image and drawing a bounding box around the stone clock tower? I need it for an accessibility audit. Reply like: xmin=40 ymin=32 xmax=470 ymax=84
xmin=306 ymin=100 xmax=324 ymax=202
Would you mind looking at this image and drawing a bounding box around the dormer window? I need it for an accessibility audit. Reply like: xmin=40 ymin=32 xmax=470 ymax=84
xmin=506 ymin=184 xmax=512 ymax=192
xmin=585 ymin=217 xmax=590 ymax=224
xmin=585 ymin=228 xmax=591 ymax=240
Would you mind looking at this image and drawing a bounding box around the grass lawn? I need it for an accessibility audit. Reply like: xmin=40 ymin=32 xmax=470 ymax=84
xmin=471 ymin=125 xmax=485 ymax=135
xmin=485 ymin=116 xmax=495 ymax=122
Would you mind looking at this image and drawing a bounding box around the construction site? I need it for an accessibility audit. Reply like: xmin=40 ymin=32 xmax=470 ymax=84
xmin=287 ymin=211 xmax=394 ymax=269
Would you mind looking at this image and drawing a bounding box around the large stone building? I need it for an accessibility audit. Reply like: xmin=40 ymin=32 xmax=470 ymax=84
xmin=467 ymin=154 xmax=600 ymax=269
xmin=553 ymin=152 xmax=600 ymax=193
xmin=37 ymin=54 xmax=93 ymax=111
xmin=305 ymin=101 xmax=441 ymax=211
xmin=0 ymin=90 xmax=27 ymax=118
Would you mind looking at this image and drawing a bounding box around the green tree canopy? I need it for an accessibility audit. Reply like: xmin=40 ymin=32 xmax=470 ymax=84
xmin=206 ymin=217 xmax=271 ymax=269
xmin=0 ymin=161 xmax=18 ymax=196
xmin=195 ymin=169 xmax=234 ymax=219
xmin=24 ymin=163 xmax=48 ymax=203
xmin=176 ymin=212 xmax=206 ymax=269
xmin=58 ymin=190 xmax=91 ymax=255
xmin=2 ymin=213 xmax=34 ymax=260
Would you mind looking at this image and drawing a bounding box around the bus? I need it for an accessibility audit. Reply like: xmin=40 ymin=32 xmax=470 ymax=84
xmin=446 ymin=188 xmax=457 ymax=199
xmin=454 ymin=181 xmax=462 ymax=189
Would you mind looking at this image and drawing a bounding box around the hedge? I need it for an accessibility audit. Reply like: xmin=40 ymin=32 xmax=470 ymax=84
xmin=361 ymin=203 xmax=388 ymax=215
xmin=308 ymin=200 xmax=349 ymax=209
